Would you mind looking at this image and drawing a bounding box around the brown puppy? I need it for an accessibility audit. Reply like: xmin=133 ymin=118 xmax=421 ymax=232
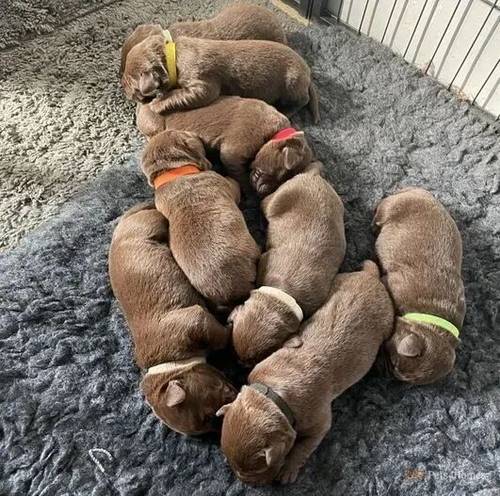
xmin=374 ymin=187 xmax=464 ymax=385
xmin=120 ymin=4 xmax=287 ymax=73
xmin=229 ymin=164 xmax=346 ymax=366
xmin=219 ymin=262 xmax=394 ymax=484
xmin=136 ymin=97 xmax=314 ymax=195
xmin=122 ymin=35 xmax=319 ymax=122
xmin=108 ymin=203 xmax=237 ymax=436
xmin=141 ymin=129 xmax=260 ymax=306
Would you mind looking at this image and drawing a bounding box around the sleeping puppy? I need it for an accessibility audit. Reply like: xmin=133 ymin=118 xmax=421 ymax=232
xmin=374 ymin=187 xmax=465 ymax=385
xmin=141 ymin=129 xmax=260 ymax=307
xmin=229 ymin=164 xmax=346 ymax=366
xmin=120 ymin=4 xmax=287 ymax=74
xmin=122 ymin=35 xmax=320 ymax=122
xmin=219 ymin=262 xmax=394 ymax=484
xmin=108 ymin=203 xmax=237 ymax=436
xmin=136 ymin=97 xmax=314 ymax=196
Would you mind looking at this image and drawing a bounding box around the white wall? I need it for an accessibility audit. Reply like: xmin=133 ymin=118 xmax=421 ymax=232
xmin=327 ymin=0 xmax=500 ymax=117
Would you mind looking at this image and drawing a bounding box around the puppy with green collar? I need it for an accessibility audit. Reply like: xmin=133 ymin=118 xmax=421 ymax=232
xmin=229 ymin=164 xmax=346 ymax=366
xmin=374 ymin=187 xmax=465 ymax=384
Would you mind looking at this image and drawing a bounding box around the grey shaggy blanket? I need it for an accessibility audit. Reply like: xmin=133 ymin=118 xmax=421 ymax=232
xmin=2 ymin=16 xmax=500 ymax=496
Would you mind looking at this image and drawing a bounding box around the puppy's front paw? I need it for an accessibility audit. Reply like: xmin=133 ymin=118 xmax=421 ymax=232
xmin=150 ymin=99 xmax=166 ymax=115
xmin=278 ymin=463 xmax=301 ymax=484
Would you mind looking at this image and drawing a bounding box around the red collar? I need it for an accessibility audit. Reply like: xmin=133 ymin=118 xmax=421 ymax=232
xmin=271 ymin=127 xmax=300 ymax=141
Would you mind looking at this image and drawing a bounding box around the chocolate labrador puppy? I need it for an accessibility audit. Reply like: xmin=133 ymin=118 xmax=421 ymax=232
xmin=229 ymin=164 xmax=346 ymax=366
xmin=374 ymin=187 xmax=465 ymax=385
xmin=218 ymin=262 xmax=394 ymax=484
xmin=141 ymin=129 xmax=260 ymax=306
xmin=122 ymin=35 xmax=320 ymax=122
xmin=108 ymin=203 xmax=237 ymax=435
xmin=120 ymin=4 xmax=287 ymax=74
xmin=136 ymin=97 xmax=314 ymax=195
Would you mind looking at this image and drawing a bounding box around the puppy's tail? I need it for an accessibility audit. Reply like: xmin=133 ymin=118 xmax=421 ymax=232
xmin=308 ymin=82 xmax=320 ymax=124
xmin=361 ymin=260 xmax=380 ymax=278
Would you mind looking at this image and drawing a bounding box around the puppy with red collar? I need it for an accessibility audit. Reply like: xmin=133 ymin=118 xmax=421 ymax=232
xmin=137 ymin=96 xmax=314 ymax=196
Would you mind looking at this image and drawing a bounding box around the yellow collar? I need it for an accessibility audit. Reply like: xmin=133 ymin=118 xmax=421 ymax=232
xmin=402 ymin=312 xmax=460 ymax=339
xmin=163 ymin=33 xmax=177 ymax=89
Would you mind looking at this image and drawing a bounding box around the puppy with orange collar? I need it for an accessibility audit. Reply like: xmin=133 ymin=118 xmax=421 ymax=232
xmin=109 ymin=203 xmax=237 ymax=436
xmin=136 ymin=96 xmax=314 ymax=196
xmin=141 ymin=129 xmax=260 ymax=307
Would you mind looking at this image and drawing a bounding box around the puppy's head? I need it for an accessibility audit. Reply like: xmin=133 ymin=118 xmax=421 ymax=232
xmin=250 ymin=132 xmax=313 ymax=197
xmin=219 ymin=386 xmax=296 ymax=485
xmin=142 ymin=364 xmax=237 ymax=436
xmin=228 ymin=291 xmax=302 ymax=367
xmin=120 ymin=24 xmax=163 ymax=77
xmin=384 ymin=318 xmax=458 ymax=385
xmin=121 ymin=34 xmax=170 ymax=104
xmin=141 ymin=129 xmax=212 ymax=182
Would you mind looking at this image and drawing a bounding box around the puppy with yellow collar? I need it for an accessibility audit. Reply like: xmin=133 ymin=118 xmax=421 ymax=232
xmin=229 ymin=164 xmax=346 ymax=366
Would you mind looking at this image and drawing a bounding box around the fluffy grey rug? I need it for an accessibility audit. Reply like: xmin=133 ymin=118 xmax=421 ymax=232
xmin=0 ymin=0 xmax=294 ymax=251
xmin=1 ymin=4 xmax=500 ymax=496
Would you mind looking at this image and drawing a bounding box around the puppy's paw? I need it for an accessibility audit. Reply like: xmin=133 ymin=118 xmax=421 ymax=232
xmin=278 ymin=463 xmax=300 ymax=484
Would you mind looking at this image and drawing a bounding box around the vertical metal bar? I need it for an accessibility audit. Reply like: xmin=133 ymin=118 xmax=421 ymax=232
xmin=367 ymin=0 xmax=380 ymax=36
xmin=482 ymin=77 xmax=499 ymax=109
xmin=425 ymin=0 xmax=461 ymax=75
xmin=389 ymin=0 xmax=410 ymax=48
xmin=381 ymin=0 xmax=398 ymax=44
xmin=472 ymin=59 xmax=500 ymax=104
xmin=403 ymin=0 xmax=430 ymax=59
xmin=459 ymin=15 xmax=500 ymax=90
xmin=358 ymin=0 xmax=370 ymax=34
xmin=411 ymin=0 xmax=439 ymax=64
xmin=436 ymin=0 xmax=474 ymax=78
xmin=346 ymin=0 xmax=354 ymax=24
xmin=338 ymin=0 xmax=344 ymax=19
xmin=448 ymin=0 xmax=498 ymax=90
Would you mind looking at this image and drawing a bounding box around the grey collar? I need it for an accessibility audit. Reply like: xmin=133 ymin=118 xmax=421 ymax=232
xmin=250 ymin=383 xmax=295 ymax=428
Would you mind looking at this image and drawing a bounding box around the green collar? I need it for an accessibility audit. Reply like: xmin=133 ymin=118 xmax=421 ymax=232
xmin=402 ymin=312 xmax=460 ymax=339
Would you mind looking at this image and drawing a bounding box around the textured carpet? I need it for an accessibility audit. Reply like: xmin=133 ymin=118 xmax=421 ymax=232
xmin=0 ymin=0 xmax=294 ymax=251
xmin=1 ymin=3 xmax=500 ymax=496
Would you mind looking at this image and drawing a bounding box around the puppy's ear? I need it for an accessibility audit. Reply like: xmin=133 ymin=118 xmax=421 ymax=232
xmin=181 ymin=132 xmax=212 ymax=170
xmin=165 ymin=380 xmax=186 ymax=407
xmin=397 ymin=334 xmax=423 ymax=357
xmin=216 ymin=403 xmax=233 ymax=417
xmin=224 ymin=177 xmax=241 ymax=204
xmin=263 ymin=442 xmax=286 ymax=467
xmin=283 ymin=147 xmax=303 ymax=171
xmin=139 ymin=71 xmax=157 ymax=96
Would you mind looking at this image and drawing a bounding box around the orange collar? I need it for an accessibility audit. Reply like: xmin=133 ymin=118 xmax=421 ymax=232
xmin=153 ymin=164 xmax=201 ymax=189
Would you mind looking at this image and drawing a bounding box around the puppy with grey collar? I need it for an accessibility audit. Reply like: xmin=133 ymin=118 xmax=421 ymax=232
xmin=136 ymin=97 xmax=314 ymax=196
xmin=108 ymin=203 xmax=237 ymax=436
xmin=219 ymin=261 xmax=394 ymax=484
xmin=120 ymin=4 xmax=287 ymax=74
xmin=229 ymin=164 xmax=346 ymax=366
xmin=122 ymin=35 xmax=320 ymax=122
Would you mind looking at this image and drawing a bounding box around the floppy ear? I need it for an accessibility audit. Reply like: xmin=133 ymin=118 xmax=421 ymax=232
xmin=263 ymin=442 xmax=286 ymax=467
xmin=139 ymin=71 xmax=157 ymax=96
xmin=182 ymin=132 xmax=212 ymax=170
xmin=397 ymin=334 xmax=423 ymax=357
xmin=165 ymin=380 xmax=186 ymax=407
xmin=216 ymin=403 xmax=233 ymax=417
xmin=283 ymin=147 xmax=302 ymax=170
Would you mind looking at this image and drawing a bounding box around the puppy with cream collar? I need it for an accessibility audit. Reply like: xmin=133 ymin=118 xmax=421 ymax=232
xmin=229 ymin=164 xmax=346 ymax=366
xmin=374 ymin=187 xmax=465 ymax=384
xmin=141 ymin=129 xmax=261 ymax=307
xmin=219 ymin=261 xmax=394 ymax=484
xmin=136 ymin=96 xmax=314 ymax=196
xmin=109 ymin=203 xmax=237 ymax=436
